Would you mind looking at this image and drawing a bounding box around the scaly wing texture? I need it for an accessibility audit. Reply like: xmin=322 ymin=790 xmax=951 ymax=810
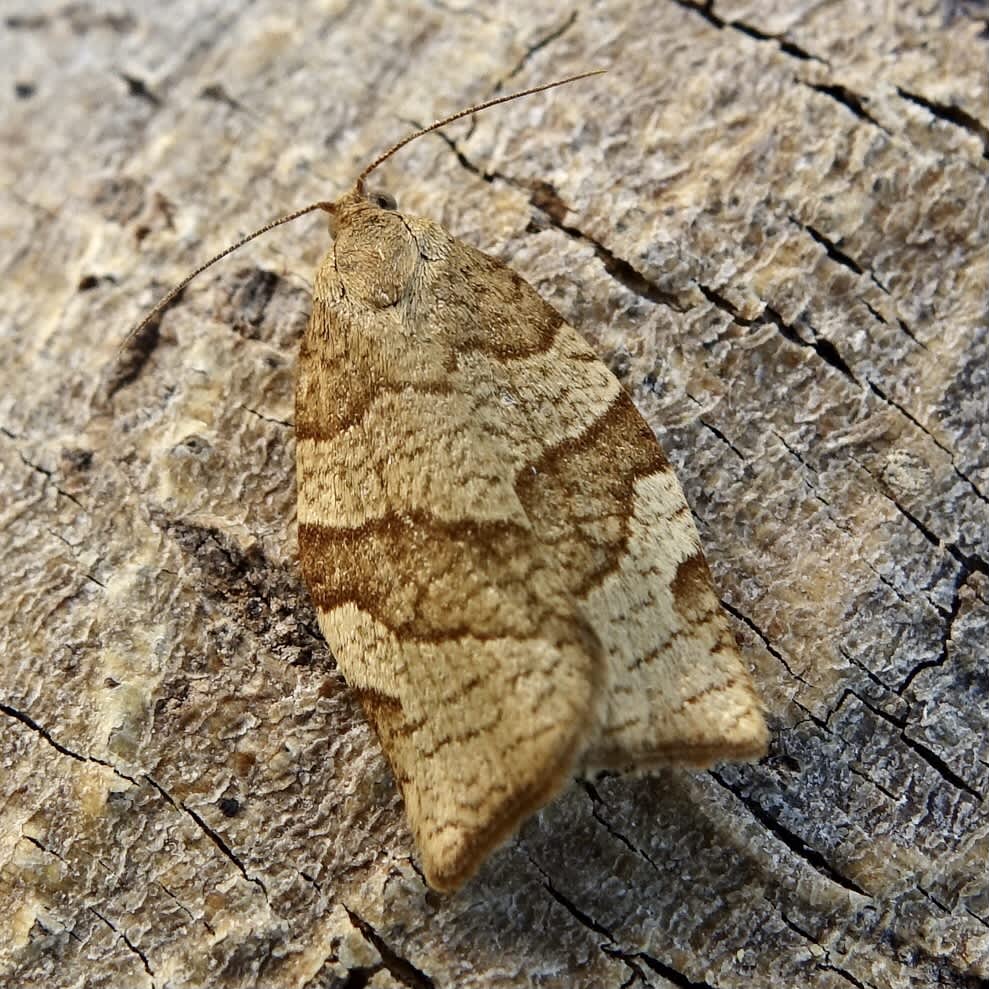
xmin=296 ymin=204 xmax=765 ymax=889
xmin=514 ymin=387 xmax=768 ymax=769
xmin=409 ymin=221 xmax=767 ymax=770
xmin=296 ymin=226 xmax=607 ymax=890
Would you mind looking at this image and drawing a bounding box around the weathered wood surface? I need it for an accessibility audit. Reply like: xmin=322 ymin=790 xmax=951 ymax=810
xmin=1 ymin=2 xmax=987 ymax=987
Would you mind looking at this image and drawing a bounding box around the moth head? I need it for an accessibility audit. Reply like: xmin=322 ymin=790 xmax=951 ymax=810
xmin=325 ymin=184 xmax=398 ymax=239
xmin=327 ymin=185 xmax=419 ymax=307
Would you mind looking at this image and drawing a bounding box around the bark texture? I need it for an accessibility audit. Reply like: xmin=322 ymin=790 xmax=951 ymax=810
xmin=1 ymin=2 xmax=987 ymax=987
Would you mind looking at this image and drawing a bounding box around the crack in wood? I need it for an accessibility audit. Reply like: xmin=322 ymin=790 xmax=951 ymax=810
xmin=897 ymin=86 xmax=989 ymax=158
xmin=831 ymin=689 xmax=983 ymax=801
xmin=144 ymin=774 xmax=269 ymax=899
xmin=89 ymin=906 xmax=156 ymax=985
xmin=579 ymin=779 xmax=664 ymax=877
xmin=897 ymin=567 xmax=970 ymax=695
xmin=668 ymin=0 xmax=829 ymax=66
xmin=499 ymin=11 xmax=579 ymax=87
xmin=789 ymin=215 xmax=890 ymax=294
xmin=429 ymin=129 xmax=688 ymax=312
xmin=805 ymin=82 xmax=886 ymax=132
xmin=0 ymin=701 xmax=138 ymax=785
xmin=719 ymin=599 xmax=810 ymax=686
xmin=709 ymin=771 xmax=870 ymax=896
xmin=343 ymin=906 xmax=435 ymax=989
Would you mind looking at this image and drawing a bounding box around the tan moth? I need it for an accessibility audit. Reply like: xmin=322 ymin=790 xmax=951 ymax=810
xmin=128 ymin=72 xmax=767 ymax=892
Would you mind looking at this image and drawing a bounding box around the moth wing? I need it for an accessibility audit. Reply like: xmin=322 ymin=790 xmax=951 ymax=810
xmin=298 ymin=208 xmax=765 ymax=890
xmin=297 ymin=287 xmax=603 ymax=891
xmin=505 ymin=338 xmax=767 ymax=769
xmin=317 ymin=598 xmax=601 ymax=891
xmin=435 ymin=245 xmax=767 ymax=769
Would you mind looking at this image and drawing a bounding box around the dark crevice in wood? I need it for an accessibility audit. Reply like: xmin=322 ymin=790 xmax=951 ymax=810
xmin=344 ymin=906 xmax=435 ymax=989
xmin=861 ymin=300 xmax=930 ymax=351
xmin=526 ymin=193 xmax=687 ymax=311
xmin=613 ymin=958 xmax=650 ymax=989
xmin=866 ymin=379 xmax=955 ymax=465
xmin=298 ymin=868 xmax=322 ymax=892
xmin=820 ymin=962 xmax=875 ymax=989
xmin=575 ymin=231 xmax=686 ymax=310
xmin=699 ymin=417 xmax=745 ymax=460
xmin=635 ymin=951 xmax=719 ymax=989
xmin=838 ymin=691 xmax=983 ymax=801
xmin=24 ymin=834 xmax=67 ymax=864
xmin=805 ymin=82 xmax=886 ymax=131
xmin=118 ymin=72 xmax=161 ymax=107
xmin=696 ymin=282 xmax=753 ymax=325
xmin=710 ymin=771 xmax=870 ymax=896
xmin=804 ymin=216 xmax=865 ymax=275
xmin=895 ymin=317 xmax=928 ymax=351
xmin=0 ymin=701 xmax=138 ymax=786
xmin=145 ymin=774 xmax=270 ymax=900
xmin=897 ymin=86 xmax=989 ymax=158
xmin=719 ymin=598 xmax=810 ymax=686
xmin=531 ymin=856 xmax=701 ymax=986
xmin=888 ymin=492 xmax=989 ymax=577
xmin=897 ymin=568 xmax=969 ymax=695
xmin=431 ymin=132 xmax=688 ymax=312
xmin=579 ymin=780 xmax=664 ymax=877
xmin=732 ymin=23 xmax=821 ymax=63
xmin=5 ymin=13 xmax=50 ymax=29
xmin=427 ymin=127 xmax=495 ymax=181
xmin=337 ymin=965 xmax=385 ymax=989
xmin=685 ymin=393 xmax=746 ymax=461
xmin=15 ymin=448 xmax=86 ymax=509
xmin=841 ymin=645 xmax=895 ymax=692
xmin=157 ymin=880 xmax=214 ymax=935
xmin=199 ymin=82 xmax=244 ymax=111
xmin=500 ymin=11 xmax=579 ymax=86
xmin=778 ymin=904 xmax=879 ymax=989
xmin=849 ymin=451 xmax=989 ymax=585
xmin=770 ymin=427 xmax=823 ymax=490
xmin=89 ymin=906 xmax=157 ymax=984
xmin=764 ymin=306 xmax=859 ymax=384
xmin=669 ymin=0 xmax=828 ymax=65
xmin=697 ymin=283 xmax=860 ymax=385
xmin=777 ymin=908 xmax=820 ymax=945
xmin=897 ymin=725 xmax=983 ymax=801
xmin=539 ymin=874 xmax=616 ymax=940
xmin=768 ymin=441 xmax=934 ymax=616
xmin=847 ymin=762 xmax=899 ymax=803
xmin=965 ymin=905 xmax=989 ymax=930
xmin=790 ymin=215 xmax=890 ymax=293
xmin=862 ymin=299 xmax=887 ymax=323
xmin=240 ymin=403 xmax=292 ymax=428
xmin=919 ymin=884 xmax=951 ymax=914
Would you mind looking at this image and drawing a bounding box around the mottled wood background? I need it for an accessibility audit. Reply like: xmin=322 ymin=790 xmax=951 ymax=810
xmin=1 ymin=1 xmax=987 ymax=987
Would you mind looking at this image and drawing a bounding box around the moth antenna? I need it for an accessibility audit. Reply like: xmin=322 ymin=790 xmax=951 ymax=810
xmin=356 ymin=68 xmax=606 ymax=189
xmin=122 ymin=69 xmax=604 ymax=353
xmin=120 ymin=200 xmax=333 ymax=351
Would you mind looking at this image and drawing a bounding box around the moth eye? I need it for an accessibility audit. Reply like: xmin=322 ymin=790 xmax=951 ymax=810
xmin=371 ymin=192 xmax=398 ymax=210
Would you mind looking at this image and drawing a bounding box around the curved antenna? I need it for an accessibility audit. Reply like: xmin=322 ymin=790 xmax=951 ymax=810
xmin=120 ymin=69 xmax=605 ymax=356
xmin=120 ymin=200 xmax=332 ymax=351
xmin=357 ymin=68 xmax=606 ymax=189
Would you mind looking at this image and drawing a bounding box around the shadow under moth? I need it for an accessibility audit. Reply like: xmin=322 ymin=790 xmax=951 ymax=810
xmin=129 ymin=71 xmax=767 ymax=892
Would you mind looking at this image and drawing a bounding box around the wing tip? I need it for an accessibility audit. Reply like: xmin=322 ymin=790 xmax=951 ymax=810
xmin=416 ymin=717 xmax=590 ymax=893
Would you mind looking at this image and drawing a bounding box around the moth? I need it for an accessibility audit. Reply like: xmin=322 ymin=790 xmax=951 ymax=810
xmin=129 ymin=72 xmax=767 ymax=892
